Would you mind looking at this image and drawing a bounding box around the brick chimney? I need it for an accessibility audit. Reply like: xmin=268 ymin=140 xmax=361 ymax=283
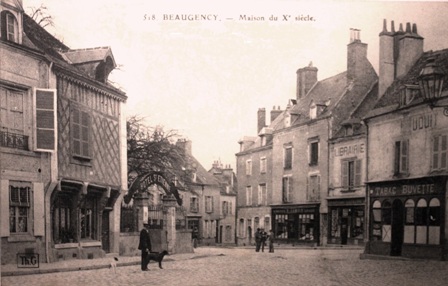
xmin=347 ymin=28 xmax=369 ymax=81
xmin=176 ymin=139 xmax=192 ymax=156
xmin=379 ymin=19 xmax=423 ymax=98
xmin=296 ymin=62 xmax=318 ymax=100
xmin=257 ymin=108 xmax=266 ymax=133
xmin=270 ymin=106 xmax=282 ymax=123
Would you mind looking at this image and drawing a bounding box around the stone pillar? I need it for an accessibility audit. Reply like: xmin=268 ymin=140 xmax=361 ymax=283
xmin=134 ymin=192 xmax=149 ymax=232
xmin=162 ymin=195 xmax=177 ymax=254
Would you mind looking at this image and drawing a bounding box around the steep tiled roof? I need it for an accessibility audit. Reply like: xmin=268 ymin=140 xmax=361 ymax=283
xmin=63 ymin=47 xmax=116 ymax=65
xmin=21 ymin=13 xmax=126 ymax=98
xmin=370 ymin=48 xmax=448 ymax=113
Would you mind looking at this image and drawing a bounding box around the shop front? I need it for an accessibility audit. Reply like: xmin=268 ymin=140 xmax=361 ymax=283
xmin=327 ymin=198 xmax=365 ymax=246
xmin=366 ymin=176 xmax=446 ymax=260
xmin=272 ymin=204 xmax=320 ymax=245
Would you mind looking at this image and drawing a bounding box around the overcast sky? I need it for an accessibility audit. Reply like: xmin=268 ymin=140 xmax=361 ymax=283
xmin=24 ymin=0 xmax=448 ymax=170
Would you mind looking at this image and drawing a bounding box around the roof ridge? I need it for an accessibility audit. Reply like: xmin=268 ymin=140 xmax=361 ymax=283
xmin=65 ymin=46 xmax=111 ymax=53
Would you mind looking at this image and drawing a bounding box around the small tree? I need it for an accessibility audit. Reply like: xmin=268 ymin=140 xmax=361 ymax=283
xmin=127 ymin=116 xmax=193 ymax=188
xmin=27 ymin=4 xmax=54 ymax=28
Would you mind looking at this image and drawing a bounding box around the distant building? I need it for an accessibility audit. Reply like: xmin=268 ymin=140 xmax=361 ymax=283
xmin=236 ymin=28 xmax=378 ymax=246
xmin=208 ymin=160 xmax=237 ymax=245
xmin=0 ymin=0 xmax=127 ymax=264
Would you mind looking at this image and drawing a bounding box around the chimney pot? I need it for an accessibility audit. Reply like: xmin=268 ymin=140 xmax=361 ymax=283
xmin=382 ymin=19 xmax=387 ymax=33
xmin=391 ymin=20 xmax=395 ymax=32
xmin=399 ymin=23 xmax=404 ymax=32
xmin=412 ymin=23 xmax=417 ymax=34
xmin=406 ymin=22 xmax=411 ymax=33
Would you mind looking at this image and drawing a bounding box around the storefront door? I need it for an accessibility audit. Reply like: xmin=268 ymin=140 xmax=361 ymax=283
xmin=391 ymin=199 xmax=404 ymax=256
xmin=341 ymin=218 xmax=348 ymax=245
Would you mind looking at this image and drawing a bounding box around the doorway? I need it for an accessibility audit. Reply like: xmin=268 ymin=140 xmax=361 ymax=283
xmin=101 ymin=211 xmax=110 ymax=253
xmin=391 ymin=199 xmax=404 ymax=256
xmin=340 ymin=218 xmax=348 ymax=245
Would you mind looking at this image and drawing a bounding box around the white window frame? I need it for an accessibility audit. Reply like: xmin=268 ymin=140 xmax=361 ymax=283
xmin=246 ymin=159 xmax=252 ymax=175
xmin=260 ymin=157 xmax=267 ymax=173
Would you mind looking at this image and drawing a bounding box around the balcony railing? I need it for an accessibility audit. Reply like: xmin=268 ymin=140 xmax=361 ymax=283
xmin=0 ymin=130 xmax=29 ymax=150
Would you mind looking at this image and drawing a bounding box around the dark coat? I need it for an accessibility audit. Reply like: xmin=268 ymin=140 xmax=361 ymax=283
xmin=138 ymin=228 xmax=152 ymax=251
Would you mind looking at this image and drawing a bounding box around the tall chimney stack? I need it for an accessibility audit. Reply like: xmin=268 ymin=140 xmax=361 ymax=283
xmin=296 ymin=62 xmax=318 ymax=100
xmin=347 ymin=28 xmax=368 ymax=81
xmin=257 ymin=108 xmax=266 ymax=133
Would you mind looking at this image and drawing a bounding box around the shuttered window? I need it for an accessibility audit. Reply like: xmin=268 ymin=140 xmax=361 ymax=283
xmin=282 ymin=176 xmax=292 ymax=203
xmin=342 ymin=159 xmax=362 ymax=190
xmin=71 ymin=107 xmax=91 ymax=159
xmin=432 ymin=134 xmax=447 ymax=171
xmin=394 ymin=140 xmax=409 ymax=174
xmin=34 ymin=89 xmax=56 ymax=151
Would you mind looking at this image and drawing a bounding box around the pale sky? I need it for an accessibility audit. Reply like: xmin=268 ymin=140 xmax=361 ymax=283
xmin=23 ymin=0 xmax=448 ymax=170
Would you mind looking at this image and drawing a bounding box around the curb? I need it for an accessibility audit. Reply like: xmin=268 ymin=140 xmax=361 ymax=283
xmin=1 ymin=256 xmax=190 ymax=277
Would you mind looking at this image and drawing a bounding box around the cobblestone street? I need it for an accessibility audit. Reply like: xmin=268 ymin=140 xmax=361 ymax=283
xmin=2 ymin=247 xmax=448 ymax=286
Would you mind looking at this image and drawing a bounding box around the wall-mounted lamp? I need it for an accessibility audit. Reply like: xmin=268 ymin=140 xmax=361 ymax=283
xmin=418 ymin=58 xmax=445 ymax=112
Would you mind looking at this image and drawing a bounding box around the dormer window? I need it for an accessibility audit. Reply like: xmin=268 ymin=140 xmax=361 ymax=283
xmin=284 ymin=113 xmax=291 ymax=127
xmin=310 ymin=104 xmax=317 ymax=119
xmin=399 ymin=84 xmax=419 ymax=107
xmin=345 ymin=125 xmax=353 ymax=136
xmin=1 ymin=11 xmax=19 ymax=43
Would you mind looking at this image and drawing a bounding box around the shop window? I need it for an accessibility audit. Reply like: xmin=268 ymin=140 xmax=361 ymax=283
xmin=394 ymin=140 xmax=409 ymax=175
xmin=9 ymin=183 xmax=31 ymax=234
xmin=80 ymin=197 xmax=98 ymax=240
xmin=428 ymin=198 xmax=441 ymax=245
xmin=299 ymin=214 xmax=315 ymax=240
xmin=282 ymin=176 xmax=292 ymax=203
xmin=432 ymin=134 xmax=447 ymax=171
xmin=274 ymin=214 xmax=288 ymax=239
xmin=371 ymin=200 xmax=382 ymax=239
xmin=342 ymin=159 xmax=362 ymax=190
xmin=284 ymin=145 xmax=292 ymax=169
xmin=381 ymin=200 xmax=391 ymax=242
xmin=416 ymin=199 xmax=428 ymax=244
xmin=404 ymin=199 xmax=415 ymax=244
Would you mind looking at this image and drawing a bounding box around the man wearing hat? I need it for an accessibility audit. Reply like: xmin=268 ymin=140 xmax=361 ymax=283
xmin=138 ymin=224 xmax=152 ymax=271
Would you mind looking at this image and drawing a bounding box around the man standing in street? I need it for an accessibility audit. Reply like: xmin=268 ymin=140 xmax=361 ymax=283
xmin=138 ymin=224 xmax=152 ymax=271
xmin=255 ymin=228 xmax=262 ymax=252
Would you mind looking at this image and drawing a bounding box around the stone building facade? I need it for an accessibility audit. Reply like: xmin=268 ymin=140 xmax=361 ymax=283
xmin=1 ymin=0 xmax=127 ymax=264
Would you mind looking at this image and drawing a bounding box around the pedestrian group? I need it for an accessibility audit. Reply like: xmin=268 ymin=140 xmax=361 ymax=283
xmin=255 ymin=228 xmax=274 ymax=253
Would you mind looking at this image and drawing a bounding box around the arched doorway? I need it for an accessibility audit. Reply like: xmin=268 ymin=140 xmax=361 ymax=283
xmin=391 ymin=199 xmax=404 ymax=256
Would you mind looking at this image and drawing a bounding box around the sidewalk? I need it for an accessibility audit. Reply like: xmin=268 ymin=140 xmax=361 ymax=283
xmin=1 ymin=245 xmax=364 ymax=277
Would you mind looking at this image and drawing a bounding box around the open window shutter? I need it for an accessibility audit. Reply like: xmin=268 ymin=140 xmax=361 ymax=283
xmin=282 ymin=177 xmax=287 ymax=203
xmin=441 ymin=135 xmax=447 ymax=169
xmin=288 ymin=177 xmax=293 ymax=202
xmin=401 ymin=140 xmax=409 ymax=173
xmin=34 ymin=88 xmax=56 ymax=151
xmin=317 ymin=176 xmax=321 ymax=198
xmin=81 ymin=111 xmax=90 ymax=157
xmin=342 ymin=161 xmax=349 ymax=188
xmin=212 ymin=197 xmax=214 ymax=212
xmin=355 ymin=160 xmax=362 ymax=187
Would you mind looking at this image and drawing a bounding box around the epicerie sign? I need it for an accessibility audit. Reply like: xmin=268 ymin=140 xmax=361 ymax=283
xmin=17 ymin=253 xmax=39 ymax=268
